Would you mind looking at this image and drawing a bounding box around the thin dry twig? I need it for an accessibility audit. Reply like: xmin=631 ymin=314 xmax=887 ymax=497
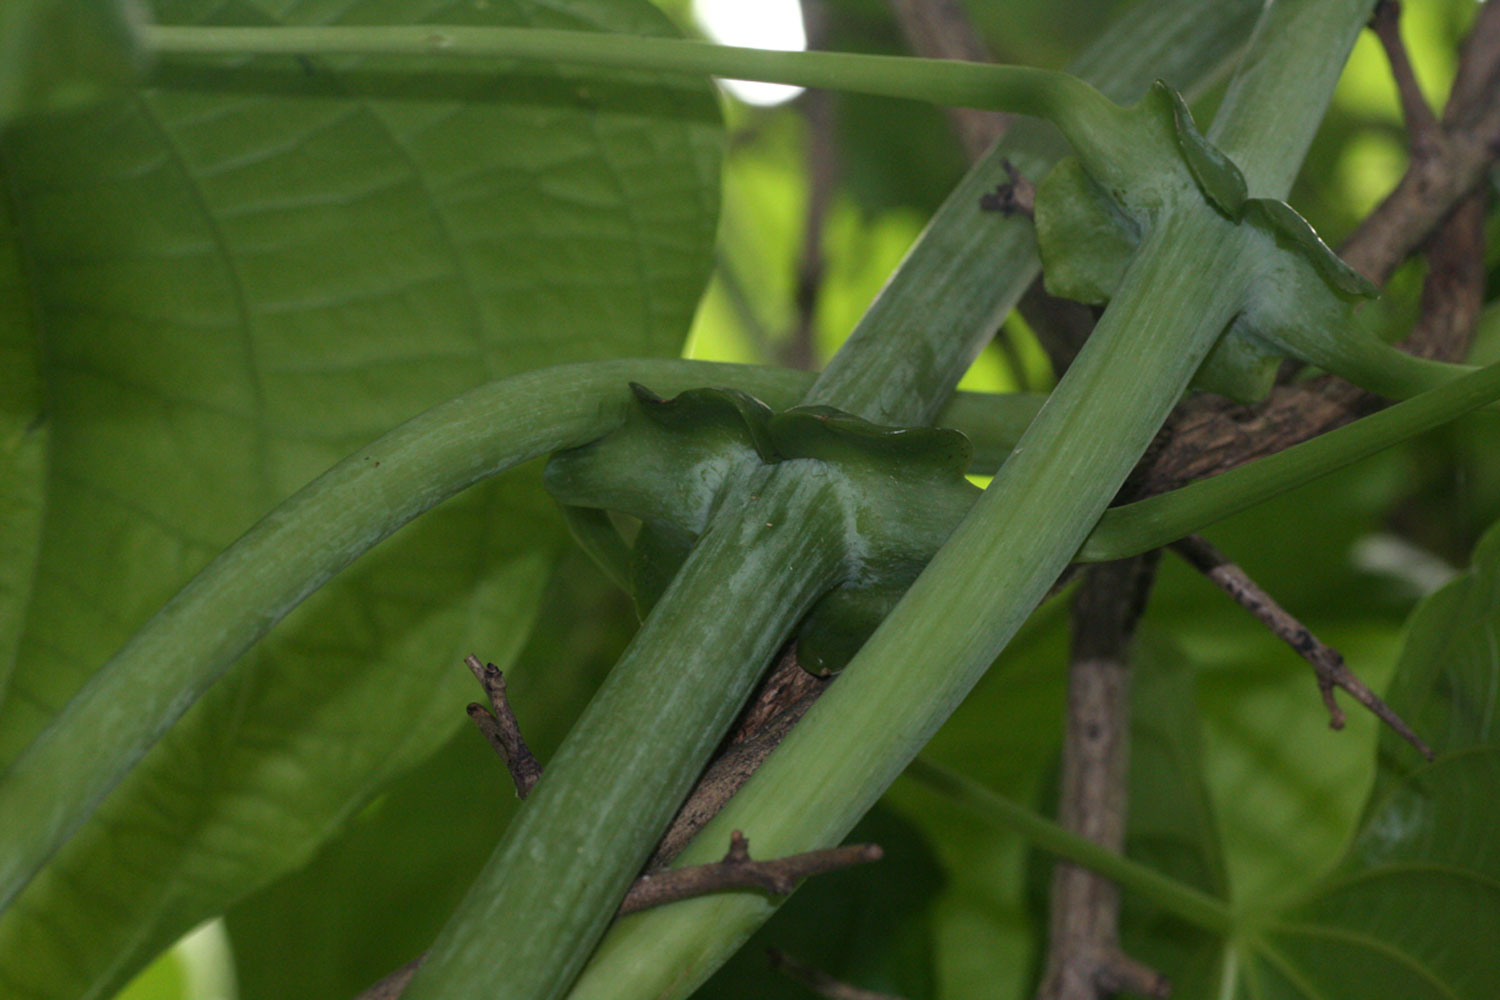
xmin=653 ymin=646 xmax=831 ymax=866
xmin=464 ymin=654 xmax=543 ymax=798
xmin=1370 ymin=1 xmax=1442 ymax=153
xmin=1036 ymin=556 xmax=1167 ymax=1000
xmin=1170 ymin=536 xmax=1434 ymax=760
xmin=767 ymin=948 xmax=910 ymax=1000
xmin=621 ymin=831 xmax=882 ymax=916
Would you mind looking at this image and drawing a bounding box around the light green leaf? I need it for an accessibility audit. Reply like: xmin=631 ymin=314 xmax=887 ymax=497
xmin=0 ymin=0 xmax=719 ymax=996
xmin=0 ymin=0 xmax=145 ymax=125
xmin=1224 ymin=517 xmax=1500 ymax=999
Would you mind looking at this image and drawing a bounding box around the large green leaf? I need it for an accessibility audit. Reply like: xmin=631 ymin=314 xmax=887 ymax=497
xmin=1251 ymin=747 xmax=1500 ymax=1000
xmin=0 ymin=191 xmax=46 ymax=697
xmin=1377 ymin=518 xmax=1500 ymax=768
xmin=1231 ymin=518 xmax=1500 ymax=999
xmin=1120 ymin=515 xmax=1500 ymax=999
xmin=224 ymin=551 xmax=639 ymax=1000
xmin=0 ymin=1 xmax=719 ymax=996
xmin=0 ymin=0 xmax=144 ymax=125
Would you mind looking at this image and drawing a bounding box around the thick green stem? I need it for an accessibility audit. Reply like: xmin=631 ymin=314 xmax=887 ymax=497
xmin=1207 ymin=0 xmax=1375 ymax=196
xmin=0 ymin=359 xmax=1030 ymax=914
xmin=407 ymin=465 xmax=849 ymax=1000
xmin=903 ymin=758 xmax=1234 ymax=935
xmin=572 ymin=208 xmax=1251 ymax=1000
xmin=567 ymin=5 xmax=1373 ymax=998
xmin=1081 ymin=356 xmax=1500 ymax=560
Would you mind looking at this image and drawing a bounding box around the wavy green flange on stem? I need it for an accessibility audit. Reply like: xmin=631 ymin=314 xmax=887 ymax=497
xmin=0 ymin=3 xmax=1260 ymax=987
xmin=565 ymin=4 xmax=1378 ymax=999
xmin=0 ymin=358 xmax=1038 ymax=916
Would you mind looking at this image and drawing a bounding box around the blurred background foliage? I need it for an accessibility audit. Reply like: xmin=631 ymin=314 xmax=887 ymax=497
xmin=107 ymin=0 xmax=1500 ymax=997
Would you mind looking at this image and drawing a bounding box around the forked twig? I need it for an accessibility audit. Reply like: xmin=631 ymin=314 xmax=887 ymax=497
xmin=464 ymin=654 xmax=543 ymax=798
xmin=620 ymin=831 xmax=881 ymax=916
xmin=1170 ymin=536 xmax=1433 ymax=760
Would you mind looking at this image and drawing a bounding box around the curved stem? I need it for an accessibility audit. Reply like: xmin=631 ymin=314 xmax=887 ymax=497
xmin=1284 ymin=323 xmax=1477 ymax=402
xmin=565 ymin=5 xmax=1375 ymax=997
xmin=142 ymin=25 xmax=1133 ymax=167
xmin=0 ymin=358 xmax=1029 ymax=915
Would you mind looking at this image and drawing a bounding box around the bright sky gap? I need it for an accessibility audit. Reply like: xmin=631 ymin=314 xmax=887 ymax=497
xmin=692 ymin=0 xmax=808 ymax=106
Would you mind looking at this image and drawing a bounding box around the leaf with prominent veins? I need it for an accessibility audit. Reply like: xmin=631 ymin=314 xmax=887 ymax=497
xmin=0 ymin=1 xmax=721 ymax=996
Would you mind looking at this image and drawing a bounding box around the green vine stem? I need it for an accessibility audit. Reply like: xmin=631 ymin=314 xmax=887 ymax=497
xmin=0 ymin=359 xmax=1032 ymax=914
xmin=7 ymin=331 xmax=1481 ymax=921
xmin=400 ymin=5 xmax=1275 ymax=997
xmin=0 ymin=4 xmax=1399 ymax=998
xmin=903 ymin=758 xmax=1234 ymax=935
xmin=144 ymin=23 xmax=1135 ymax=173
xmin=565 ymin=4 xmax=1377 ymax=999
xmin=1081 ymin=356 xmax=1500 ymax=561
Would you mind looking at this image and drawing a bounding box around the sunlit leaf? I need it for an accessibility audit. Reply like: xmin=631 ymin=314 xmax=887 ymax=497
xmin=0 ymin=0 xmax=720 ymax=995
